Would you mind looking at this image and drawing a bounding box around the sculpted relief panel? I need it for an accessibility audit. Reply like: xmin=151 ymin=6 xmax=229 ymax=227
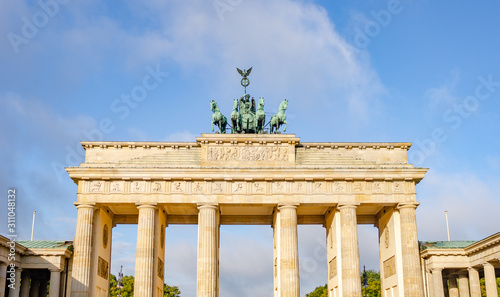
xmin=83 ymin=180 xmax=411 ymax=197
xmin=207 ymin=146 xmax=289 ymax=161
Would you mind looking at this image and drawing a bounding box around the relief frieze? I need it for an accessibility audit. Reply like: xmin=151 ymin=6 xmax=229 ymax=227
xmin=333 ymin=182 xmax=346 ymax=193
xmin=192 ymin=182 xmax=204 ymax=193
xmin=130 ymin=181 xmax=144 ymax=193
xmin=207 ymin=146 xmax=289 ymax=161
xmin=90 ymin=181 xmax=103 ymax=192
xmin=252 ymin=182 xmax=265 ymax=193
xmin=110 ymin=181 xmax=123 ymax=193
xmin=232 ymin=182 xmax=245 ymax=194
xmin=172 ymin=181 xmax=184 ymax=193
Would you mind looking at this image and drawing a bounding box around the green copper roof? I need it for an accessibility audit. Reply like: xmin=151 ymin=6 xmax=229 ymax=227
xmin=16 ymin=240 xmax=73 ymax=250
xmin=420 ymin=241 xmax=477 ymax=251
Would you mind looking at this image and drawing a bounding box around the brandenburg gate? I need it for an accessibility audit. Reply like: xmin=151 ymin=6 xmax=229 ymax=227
xmin=66 ymin=133 xmax=427 ymax=297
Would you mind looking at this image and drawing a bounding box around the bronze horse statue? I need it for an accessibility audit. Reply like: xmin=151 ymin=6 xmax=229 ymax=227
xmin=230 ymin=99 xmax=242 ymax=133
xmin=270 ymin=99 xmax=288 ymax=133
xmin=256 ymin=97 xmax=265 ymax=134
xmin=210 ymin=100 xmax=227 ymax=133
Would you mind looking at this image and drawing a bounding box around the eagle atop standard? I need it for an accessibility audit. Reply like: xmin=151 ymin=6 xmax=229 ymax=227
xmin=210 ymin=67 xmax=288 ymax=134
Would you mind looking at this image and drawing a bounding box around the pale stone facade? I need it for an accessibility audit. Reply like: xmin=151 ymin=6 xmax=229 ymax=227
xmin=63 ymin=133 xmax=428 ymax=297
xmin=0 ymin=235 xmax=73 ymax=297
xmin=421 ymin=232 xmax=500 ymax=297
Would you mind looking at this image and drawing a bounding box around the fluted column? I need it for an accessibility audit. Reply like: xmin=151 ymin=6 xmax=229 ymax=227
xmin=468 ymin=267 xmax=481 ymax=297
xmin=397 ymin=203 xmax=425 ymax=297
xmin=20 ymin=271 xmax=30 ymax=297
xmin=48 ymin=269 xmax=61 ymax=297
xmin=277 ymin=204 xmax=300 ymax=297
xmin=457 ymin=272 xmax=470 ymax=297
xmin=134 ymin=204 xmax=157 ymax=297
xmin=432 ymin=268 xmax=445 ymax=297
xmin=9 ymin=268 xmax=22 ymax=297
xmin=338 ymin=204 xmax=361 ymax=297
xmin=197 ymin=204 xmax=219 ymax=297
xmin=70 ymin=204 xmax=95 ymax=297
xmin=448 ymin=275 xmax=458 ymax=297
xmin=0 ymin=262 xmax=7 ymax=297
xmin=483 ymin=262 xmax=498 ymax=297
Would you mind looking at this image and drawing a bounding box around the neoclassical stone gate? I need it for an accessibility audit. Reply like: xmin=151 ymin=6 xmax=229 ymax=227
xmin=66 ymin=134 xmax=427 ymax=297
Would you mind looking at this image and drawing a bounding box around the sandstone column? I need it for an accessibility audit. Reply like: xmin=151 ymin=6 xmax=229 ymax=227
xmin=20 ymin=271 xmax=30 ymax=297
xmin=197 ymin=204 xmax=220 ymax=297
xmin=468 ymin=267 xmax=481 ymax=297
xmin=48 ymin=269 xmax=61 ymax=297
xmin=134 ymin=204 xmax=157 ymax=297
xmin=483 ymin=262 xmax=498 ymax=297
xmin=70 ymin=204 xmax=95 ymax=297
xmin=397 ymin=203 xmax=425 ymax=297
xmin=448 ymin=276 xmax=458 ymax=297
xmin=426 ymin=270 xmax=435 ymax=297
xmin=0 ymin=262 xmax=7 ymax=297
xmin=338 ymin=204 xmax=361 ymax=297
xmin=457 ymin=272 xmax=470 ymax=297
xmin=277 ymin=204 xmax=300 ymax=297
xmin=9 ymin=268 xmax=22 ymax=297
xmin=432 ymin=268 xmax=445 ymax=297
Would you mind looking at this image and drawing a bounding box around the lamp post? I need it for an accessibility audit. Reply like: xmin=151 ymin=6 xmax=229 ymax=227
xmin=362 ymin=265 xmax=368 ymax=297
xmin=117 ymin=265 xmax=124 ymax=297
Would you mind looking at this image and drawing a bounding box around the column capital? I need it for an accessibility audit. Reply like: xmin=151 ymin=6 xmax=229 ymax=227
xmin=74 ymin=203 xmax=95 ymax=209
xmin=468 ymin=266 xmax=478 ymax=272
xmin=431 ymin=267 xmax=443 ymax=273
xmin=396 ymin=202 xmax=420 ymax=210
xmin=197 ymin=203 xmax=219 ymax=210
xmin=136 ymin=203 xmax=158 ymax=210
xmin=482 ymin=261 xmax=495 ymax=267
xmin=277 ymin=203 xmax=299 ymax=210
xmin=337 ymin=203 xmax=360 ymax=210
xmin=49 ymin=268 xmax=63 ymax=273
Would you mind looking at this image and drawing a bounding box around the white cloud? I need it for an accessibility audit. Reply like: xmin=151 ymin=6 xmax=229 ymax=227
xmin=417 ymin=170 xmax=500 ymax=241
xmin=425 ymin=69 xmax=461 ymax=112
xmin=0 ymin=93 xmax=98 ymax=240
xmin=151 ymin=0 xmax=385 ymax=120
xmin=5 ymin=0 xmax=385 ymax=125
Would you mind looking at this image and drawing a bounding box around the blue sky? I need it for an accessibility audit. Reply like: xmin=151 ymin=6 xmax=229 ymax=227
xmin=1 ymin=0 xmax=500 ymax=296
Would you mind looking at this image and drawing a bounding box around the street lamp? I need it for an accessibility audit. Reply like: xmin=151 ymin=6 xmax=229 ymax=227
xmin=117 ymin=265 xmax=124 ymax=297
xmin=362 ymin=265 xmax=368 ymax=297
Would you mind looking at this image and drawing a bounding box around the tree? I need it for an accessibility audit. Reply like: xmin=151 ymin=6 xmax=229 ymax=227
xmin=164 ymin=284 xmax=181 ymax=297
xmin=109 ymin=274 xmax=134 ymax=297
xmin=361 ymin=270 xmax=381 ymax=297
xmin=109 ymin=274 xmax=180 ymax=297
xmin=306 ymin=270 xmax=382 ymax=297
xmin=306 ymin=284 xmax=327 ymax=297
xmin=479 ymin=277 xmax=500 ymax=297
